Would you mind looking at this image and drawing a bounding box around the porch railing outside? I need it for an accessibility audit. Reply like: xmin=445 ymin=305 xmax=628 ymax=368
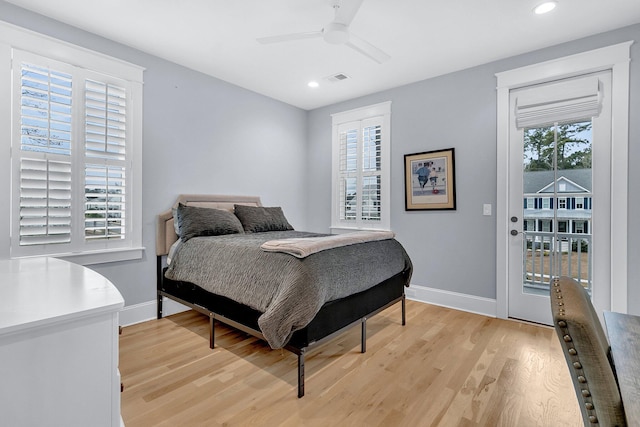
xmin=523 ymin=231 xmax=592 ymax=294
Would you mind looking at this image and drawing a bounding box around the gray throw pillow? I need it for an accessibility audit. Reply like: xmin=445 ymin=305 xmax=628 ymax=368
xmin=176 ymin=203 xmax=244 ymax=241
xmin=233 ymin=204 xmax=294 ymax=233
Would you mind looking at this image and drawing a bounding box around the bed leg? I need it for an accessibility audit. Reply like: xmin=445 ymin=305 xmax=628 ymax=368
xmin=402 ymin=294 xmax=406 ymax=326
xmin=157 ymin=293 xmax=163 ymax=319
xmin=156 ymin=256 xmax=164 ymax=319
xmin=361 ymin=318 xmax=367 ymax=353
xmin=297 ymin=351 xmax=305 ymax=398
xmin=209 ymin=314 xmax=215 ymax=349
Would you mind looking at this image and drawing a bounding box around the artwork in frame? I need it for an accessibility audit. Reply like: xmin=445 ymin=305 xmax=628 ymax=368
xmin=404 ymin=148 xmax=456 ymax=210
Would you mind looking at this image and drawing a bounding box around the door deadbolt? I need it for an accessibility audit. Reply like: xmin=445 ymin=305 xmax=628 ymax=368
xmin=510 ymin=216 xmax=518 ymax=223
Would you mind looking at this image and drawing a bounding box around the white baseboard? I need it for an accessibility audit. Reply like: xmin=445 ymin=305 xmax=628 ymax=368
xmin=120 ymin=286 xmax=497 ymax=327
xmin=405 ymin=284 xmax=497 ymax=318
xmin=119 ymin=297 xmax=190 ymax=327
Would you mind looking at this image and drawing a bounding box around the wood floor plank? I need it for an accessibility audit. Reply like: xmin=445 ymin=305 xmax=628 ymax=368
xmin=120 ymin=300 xmax=582 ymax=426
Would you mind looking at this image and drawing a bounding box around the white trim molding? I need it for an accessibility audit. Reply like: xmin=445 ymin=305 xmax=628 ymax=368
xmin=495 ymin=41 xmax=632 ymax=317
xmin=406 ymin=285 xmax=497 ymax=319
xmin=119 ymin=298 xmax=189 ymax=327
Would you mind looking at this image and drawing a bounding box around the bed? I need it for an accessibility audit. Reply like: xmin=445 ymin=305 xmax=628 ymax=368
xmin=156 ymin=194 xmax=413 ymax=397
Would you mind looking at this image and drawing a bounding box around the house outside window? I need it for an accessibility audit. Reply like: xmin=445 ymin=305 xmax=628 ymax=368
xmin=522 ymin=171 xmax=592 ymax=253
xmin=331 ymin=102 xmax=391 ymax=231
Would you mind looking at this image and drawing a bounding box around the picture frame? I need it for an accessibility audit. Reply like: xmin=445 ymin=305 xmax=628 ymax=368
xmin=404 ymin=148 xmax=456 ymax=210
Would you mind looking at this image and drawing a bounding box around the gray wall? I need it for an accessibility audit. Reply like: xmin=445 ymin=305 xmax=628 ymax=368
xmin=306 ymin=24 xmax=640 ymax=313
xmin=0 ymin=2 xmax=308 ymax=307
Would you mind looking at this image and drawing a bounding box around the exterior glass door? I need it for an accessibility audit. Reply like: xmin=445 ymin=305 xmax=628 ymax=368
xmin=507 ymin=71 xmax=611 ymax=325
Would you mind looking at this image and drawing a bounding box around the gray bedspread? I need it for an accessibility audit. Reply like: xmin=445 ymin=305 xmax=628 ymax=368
xmin=164 ymin=231 xmax=412 ymax=349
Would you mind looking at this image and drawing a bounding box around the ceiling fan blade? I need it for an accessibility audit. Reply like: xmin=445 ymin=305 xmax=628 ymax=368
xmin=333 ymin=0 xmax=365 ymax=26
xmin=346 ymin=33 xmax=390 ymax=64
xmin=257 ymin=31 xmax=322 ymax=44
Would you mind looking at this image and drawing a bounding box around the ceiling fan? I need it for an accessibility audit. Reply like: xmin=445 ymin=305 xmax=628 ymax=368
xmin=257 ymin=0 xmax=390 ymax=64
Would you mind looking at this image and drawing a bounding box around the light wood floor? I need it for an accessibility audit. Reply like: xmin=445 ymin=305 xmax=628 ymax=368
xmin=120 ymin=300 xmax=582 ymax=426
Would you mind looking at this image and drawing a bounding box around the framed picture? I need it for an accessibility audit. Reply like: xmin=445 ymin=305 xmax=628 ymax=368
xmin=404 ymin=148 xmax=456 ymax=210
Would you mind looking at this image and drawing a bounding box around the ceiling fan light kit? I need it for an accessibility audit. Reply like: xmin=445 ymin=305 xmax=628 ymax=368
xmin=323 ymin=22 xmax=350 ymax=44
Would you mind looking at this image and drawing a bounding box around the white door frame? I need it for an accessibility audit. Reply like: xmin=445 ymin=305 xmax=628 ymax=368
xmin=496 ymin=41 xmax=632 ymax=318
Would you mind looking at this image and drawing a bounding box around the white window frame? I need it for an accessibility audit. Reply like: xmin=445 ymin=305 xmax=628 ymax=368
xmin=0 ymin=21 xmax=144 ymax=265
xmin=576 ymin=197 xmax=584 ymax=209
xmin=331 ymin=102 xmax=391 ymax=232
xmin=542 ymin=197 xmax=550 ymax=209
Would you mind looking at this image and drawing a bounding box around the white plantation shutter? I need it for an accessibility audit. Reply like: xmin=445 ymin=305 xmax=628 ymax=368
xmin=361 ymin=124 xmax=382 ymax=222
xmin=85 ymin=165 xmax=126 ymax=240
xmin=17 ymin=60 xmax=73 ymax=247
xmin=19 ymin=158 xmax=72 ymax=245
xmin=20 ymin=63 xmax=72 ymax=155
xmin=85 ymin=80 xmax=126 ymax=161
xmin=338 ymin=127 xmax=358 ymax=221
xmin=338 ymin=122 xmax=383 ymax=223
xmin=10 ymin=47 xmax=142 ymax=260
xmin=84 ymin=80 xmax=127 ymax=240
xmin=332 ymin=102 xmax=390 ymax=230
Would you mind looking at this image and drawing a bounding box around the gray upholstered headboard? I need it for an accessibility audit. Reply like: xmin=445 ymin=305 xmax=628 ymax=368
xmin=156 ymin=194 xmax=263 ymax=256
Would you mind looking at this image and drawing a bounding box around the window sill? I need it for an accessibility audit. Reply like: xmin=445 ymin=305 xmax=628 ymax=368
xmin=330 ymin=226 xmax=391 ymax=234
xmin=14 ymin=247 xmax=145 ymax=266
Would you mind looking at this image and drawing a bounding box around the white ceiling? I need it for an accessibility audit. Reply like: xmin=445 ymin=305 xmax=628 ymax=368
xmin=6 ymin=0 xmax=640 ymax=110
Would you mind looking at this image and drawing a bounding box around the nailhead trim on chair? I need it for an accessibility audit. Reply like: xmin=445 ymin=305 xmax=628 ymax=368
xmin=553 ymin=278 xmax=599 ymax=424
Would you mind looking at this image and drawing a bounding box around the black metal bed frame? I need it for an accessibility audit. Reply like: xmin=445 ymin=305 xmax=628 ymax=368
xmin=157 ymin=256 xmax=408 ymax=398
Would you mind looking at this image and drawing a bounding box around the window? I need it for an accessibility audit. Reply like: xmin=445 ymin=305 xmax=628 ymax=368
xmin=2 ymin=23 xmax=143 ymax=264
xmin=558 ymin=197 xmax=567 ymax=209
xmin=526 ymin=198 xmax=534 ymax=209
xmin=542 ymin=198 xmax=550 ymax=209
xmin=576 ymin=197 xmax=584 ymax=209
xmin=558 ymin=221 xmax=568 ymax=233
xmin=331 ymin=102 xmax=391 ymax=231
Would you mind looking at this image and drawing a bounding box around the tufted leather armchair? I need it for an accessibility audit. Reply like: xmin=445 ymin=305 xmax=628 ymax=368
xmin=550 ymin=276 xmax=626 ymax=426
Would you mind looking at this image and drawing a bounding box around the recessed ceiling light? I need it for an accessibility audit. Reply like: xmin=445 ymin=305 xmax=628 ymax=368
xmin=307 ymin=81 xmax=319 ymax=88
xmin=534 ymin=1 xmax=557 ymax=14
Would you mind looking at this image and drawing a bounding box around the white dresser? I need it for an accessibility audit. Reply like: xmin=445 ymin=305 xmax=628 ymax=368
xmin=0 ymin=257 xmax=124 ymax=427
